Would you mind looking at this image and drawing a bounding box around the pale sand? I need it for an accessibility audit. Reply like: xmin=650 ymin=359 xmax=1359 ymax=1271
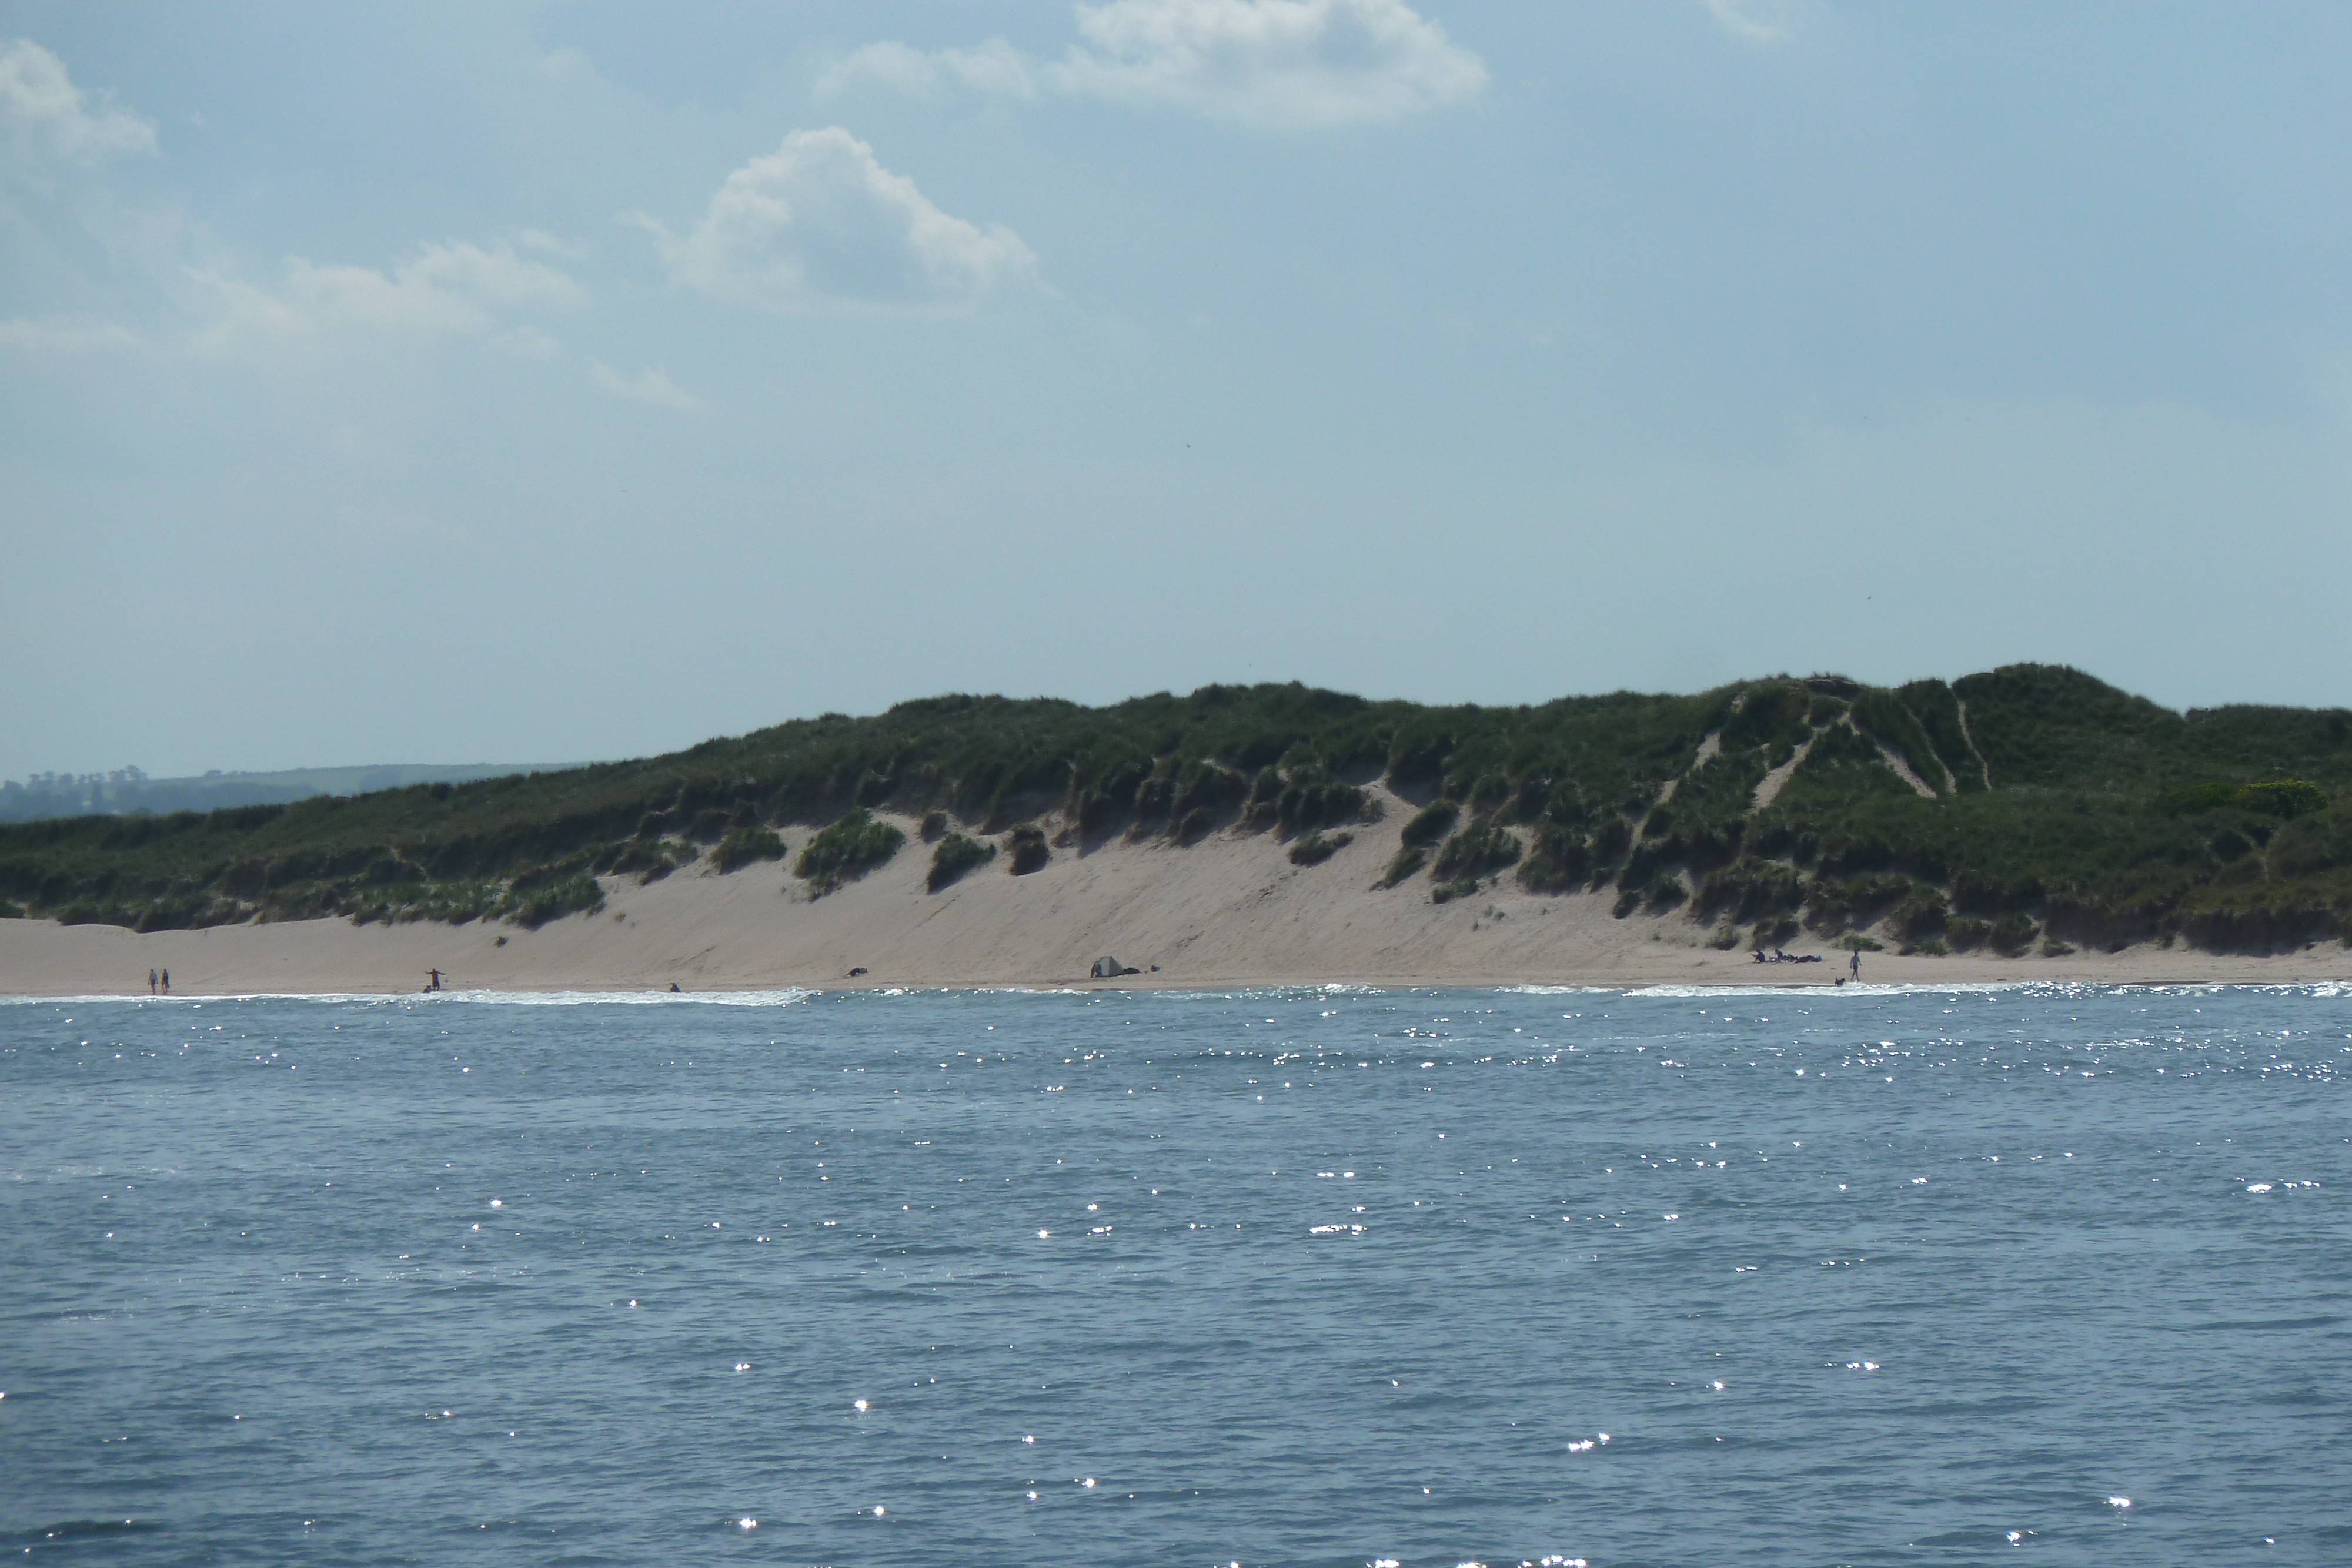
xmin=5 ymin=789 xmax=2348 ymax=997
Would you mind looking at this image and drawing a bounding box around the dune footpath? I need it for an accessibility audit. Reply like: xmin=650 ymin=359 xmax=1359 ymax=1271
xmin=6 ymin=793 xmax=2349 ymax=997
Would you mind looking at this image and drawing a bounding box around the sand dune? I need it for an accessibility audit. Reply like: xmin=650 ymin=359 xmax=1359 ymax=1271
xmin=5 ymin=790 xmax=2348 ymax=996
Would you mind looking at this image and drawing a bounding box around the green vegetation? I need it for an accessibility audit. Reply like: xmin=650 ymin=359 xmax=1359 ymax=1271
xmin=10 ymin=664 xmax=2352 ymax=953
xmin=710 ymin=825 xmax=787 ymax=874
xmin=1432 ymin=821 xmax=1522 ymax=882
xmin=794 ymin=810 xmax=904 ymax=897
xmin=1400 ymin=800 xmax=1461 ymax=850
xmin=1005 ymin=824 xmax=1050 ymax=876
xmin=1288 ymin=830 xmax=1352 ymax=867
xmin=2160 ymin=779 xmax=2328 ymax=818
xmin=1377 ymin=846 xmax=1428 ymax=888
xmin=926 ymin=833 xmax=995 ymax=892
xmin=1431 ymin=877 xmax=1482 ymax=904
xmin=1516 ymin=826 xmax=1595 ymax=894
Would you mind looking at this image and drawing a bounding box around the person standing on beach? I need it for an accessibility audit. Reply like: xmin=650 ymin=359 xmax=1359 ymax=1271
xmin=1850 ymin=950 xmax=1860 ymax=980
xmin=161 ymin=968 xmax=171 ymax=994
xmin=148 ymin=968 xmax=158 ymax=995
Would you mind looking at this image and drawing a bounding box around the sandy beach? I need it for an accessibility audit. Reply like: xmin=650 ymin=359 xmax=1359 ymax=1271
xmin=5 ymin=790 xmax=2347 ymax=997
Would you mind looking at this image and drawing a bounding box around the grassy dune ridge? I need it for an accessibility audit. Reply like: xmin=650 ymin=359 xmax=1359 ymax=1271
xmin=4 ymin=664 xmax=2348 ymax=955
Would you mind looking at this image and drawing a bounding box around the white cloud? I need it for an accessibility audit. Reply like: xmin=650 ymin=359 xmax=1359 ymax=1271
xmin=642 ymin=128 xmax=1035 ymax=313
xmin=1702 ymin=0 xmax=1808 ymax=45
xmin=1053 ymin=0 xmax=1487 ymax=127
xmin=822 ymin=0 xmax=1484 ymax=128
xmin=0 ymin=314 xmax=140 ymax=352
xmin=193 ymin=239 xmax=585 ymax=349
xmin=818 ymin=39 xmax=1038 ymax=103
xmin=590 ymin=361 xmax=702 ymax=412
xmin=0 ymin=38 xmax=156 ymax=166
xmin=486 ymin=324 xmax=564 ymax=362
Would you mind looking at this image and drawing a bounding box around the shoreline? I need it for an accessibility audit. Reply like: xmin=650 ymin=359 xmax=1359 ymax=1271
xmin=9 ymin=797 xmax=2350 ymax=999
xmin=8 ymin=971 xmax=2350 ymax=1003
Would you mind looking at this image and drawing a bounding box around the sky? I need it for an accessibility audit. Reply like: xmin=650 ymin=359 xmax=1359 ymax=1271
xmin=5 ymin=1 xmax=2351 ymax=778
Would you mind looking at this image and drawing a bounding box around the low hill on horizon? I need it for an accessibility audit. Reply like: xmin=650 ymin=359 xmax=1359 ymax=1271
xmin=5 ymin=663 xmax=2349 ymax=957
xmin=0 ymin=762 xmax=586 ymax=825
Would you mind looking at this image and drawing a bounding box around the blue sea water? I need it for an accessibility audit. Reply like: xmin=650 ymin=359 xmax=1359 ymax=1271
xmin=1 ymin=983 xmax=2347 ymax=1567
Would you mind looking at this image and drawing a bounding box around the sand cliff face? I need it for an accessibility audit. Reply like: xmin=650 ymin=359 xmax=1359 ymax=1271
xmin=6 ymin=787 xmax=2351 ymax=996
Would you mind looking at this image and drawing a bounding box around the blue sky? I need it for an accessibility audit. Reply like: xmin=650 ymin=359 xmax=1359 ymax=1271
xmin=5 ymin=2 xmax=2350 ymax=777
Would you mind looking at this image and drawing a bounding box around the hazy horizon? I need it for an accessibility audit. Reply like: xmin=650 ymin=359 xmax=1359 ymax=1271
xmin=8 ymin=2 xmax=2351 ymax=779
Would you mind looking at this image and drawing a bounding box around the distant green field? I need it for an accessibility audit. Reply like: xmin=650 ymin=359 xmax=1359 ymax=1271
xmin=2 ymin=665 xmax=2346 ymax=954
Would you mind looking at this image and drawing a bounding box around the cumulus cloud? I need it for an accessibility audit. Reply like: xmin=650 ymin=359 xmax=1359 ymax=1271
xmin=817 ymin=39 xmax=1038 ymax=103
xmin=589 ymin=361 xmax=702 ymax=412
xmin=1053 ymin=0 xmax=1487 ymax=126
xmin=642 ymin=128 xmax=1034 ymax=313
xmin=1702 ymin=0 xmax=1808 ymax=44
xmin=0 ymin=314 xmax=140 ymax=352
xmin=1 ymin=38 xmax=156 ymax=166
xmin=193 ymin=239 xmax=584 ymax=349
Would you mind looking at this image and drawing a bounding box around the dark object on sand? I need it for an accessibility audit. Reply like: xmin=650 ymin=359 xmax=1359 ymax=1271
xmin=667 ymin=981 xmax=681 ymax=992
xmin=848 ymin=966 xmax=868 ymax=977
xmin=1089 ymin=956 xmax=1141 ymax=978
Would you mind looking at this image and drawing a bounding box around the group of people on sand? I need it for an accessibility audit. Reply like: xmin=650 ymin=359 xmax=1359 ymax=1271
xmin=146 ymin=968 xmax=169 ymax=995
xmin=1753 ymin=948 xmax=1866 ymax=981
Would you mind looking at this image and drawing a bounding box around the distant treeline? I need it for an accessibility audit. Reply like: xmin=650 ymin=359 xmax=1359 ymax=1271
xmin=0 ymin=764 xmax=572 ymax=825
xmin=3 ymin=665 xmax=2348 ymax=955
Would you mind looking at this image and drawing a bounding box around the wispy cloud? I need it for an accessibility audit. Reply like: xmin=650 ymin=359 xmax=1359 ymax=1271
xmin=0 ymin=38 xmax=156 ymax=168
xmin=0 ymin=314 xmax=141 ymax=352
xmin=192 ymin=239 xmax=585 ymax=350
xmin=818 ymin=39 xmax=1038 ymax=103
xmin=638 ymin=128 xmax=1035 ymax=314
xmin=1057 ymin=0 xmax=1486 ymax=126
xmin=823 ymin=0 xmax=1486 ymax=129
xmin=1702 ymin=0 xmax=1808 ymax=45
xmin=589 ymin=361 xmax=702 ymax=412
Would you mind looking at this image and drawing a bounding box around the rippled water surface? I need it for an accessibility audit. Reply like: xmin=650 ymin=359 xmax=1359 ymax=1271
xmin=4 ymin=983 xmax=2348 ymax=1566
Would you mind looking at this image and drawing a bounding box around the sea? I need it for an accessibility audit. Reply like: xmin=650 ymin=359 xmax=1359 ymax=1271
xmin=2 ymin=983 xmax=2347 ymax=1567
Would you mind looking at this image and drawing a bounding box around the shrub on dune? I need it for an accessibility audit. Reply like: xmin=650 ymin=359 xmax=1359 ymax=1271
xmin=795 ymin=810 xmax=904 ymax=897
xmin=927 ymin=833 xmax=996 ymax=892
